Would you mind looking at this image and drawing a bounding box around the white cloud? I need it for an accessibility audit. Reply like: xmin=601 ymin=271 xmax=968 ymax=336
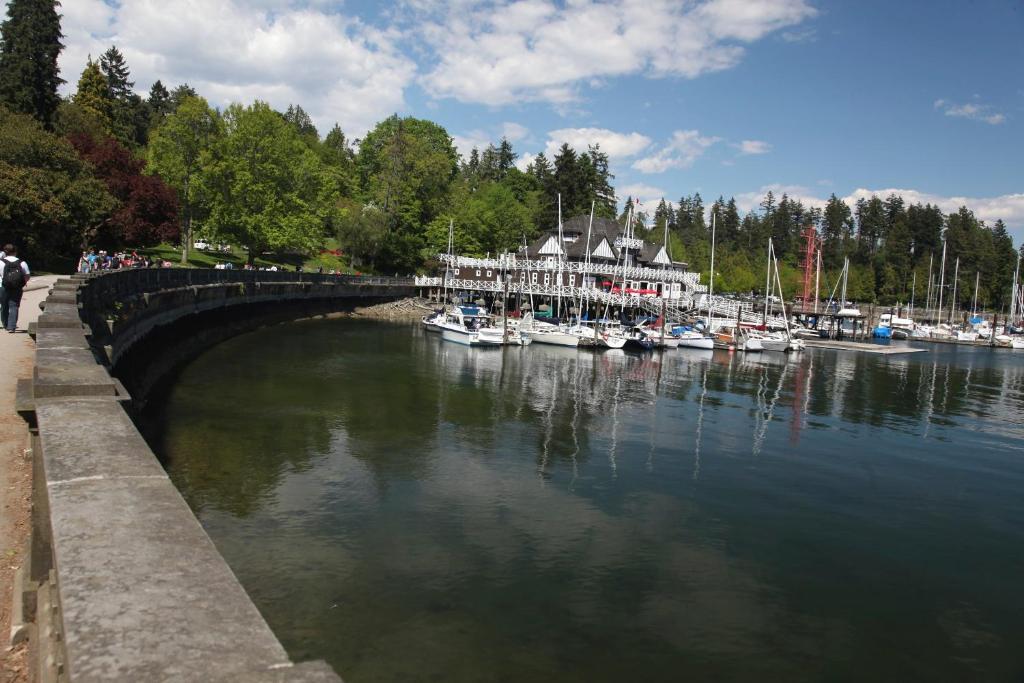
xmin=414 ymin=0 xmax=817 ymax=106
xmin=501 ymin=122 xmax=529 ymax=141
xmin=733 ymin=184 xmax=1024 ymax=231
xmin=544 ymin=127 xmax=652 ymax=159
xmin=934 ymin=98 xmax=1006 ymax=125
xmin=451 ymin=130 xmax=492 ymax=160
xmin=733 ymin=139 xmax=771 ymax=155
xmin=515 ymin=152 xmax=537 ymax=172
xmin=618 ymin=183 xmax=667 ymax=208
xmin=57 ymin=0 xmax=416 ymax=136
xmin=632 ymin=130 xmax=720 ymax=173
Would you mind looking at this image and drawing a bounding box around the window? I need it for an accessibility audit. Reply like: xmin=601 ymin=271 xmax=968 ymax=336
xmin=486 ymin=270 xmax=492 ymax=277
xmin=531 ymin=272 xmax=538 ymax=283
xmin=476 ymin=269 xmax=481 ymax=276
xmin=544 ymin=273 xmax=551 ymax=285
xmin=454 ymin=269 xmax=459 ymax=275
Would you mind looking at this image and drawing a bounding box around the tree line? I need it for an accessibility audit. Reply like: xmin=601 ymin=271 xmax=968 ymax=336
xmin=0 ymin=0 xmax=1018 ymax=310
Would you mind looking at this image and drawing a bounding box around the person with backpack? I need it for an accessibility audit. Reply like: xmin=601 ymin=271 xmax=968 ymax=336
xmin=1 ymin=244 xmax=31 ymax=333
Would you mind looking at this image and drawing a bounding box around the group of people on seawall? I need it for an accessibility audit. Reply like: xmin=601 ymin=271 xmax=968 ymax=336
xmin=77 ymin=248 xmax=166 ymax=272
xmin=1 ymin=243 xmax=31 ymax=334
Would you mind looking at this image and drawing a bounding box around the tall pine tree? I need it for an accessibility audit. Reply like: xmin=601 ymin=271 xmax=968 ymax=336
xmin=0 ymin=0 xmax=63 ymax=127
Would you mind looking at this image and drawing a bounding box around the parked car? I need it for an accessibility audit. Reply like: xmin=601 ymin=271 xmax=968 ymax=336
xmin=193 ymin=240 xmax=211 ymax=251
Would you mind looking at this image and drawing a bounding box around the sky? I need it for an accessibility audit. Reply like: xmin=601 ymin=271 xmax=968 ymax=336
xmin=39 ymin=0 xmax=1024 ymax=240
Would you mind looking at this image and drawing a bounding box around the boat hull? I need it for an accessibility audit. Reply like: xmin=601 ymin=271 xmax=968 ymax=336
xmin=677 ymin=336 xmax=714 ymax=350
xmin=440 ymin=326 xmax=503 ymax=346
xmin=526 ymin=330 xmax=580 ymax=347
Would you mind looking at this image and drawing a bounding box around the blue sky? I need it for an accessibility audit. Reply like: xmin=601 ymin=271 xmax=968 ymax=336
xmin=48 ymin=0 xmax=1024 ymax=238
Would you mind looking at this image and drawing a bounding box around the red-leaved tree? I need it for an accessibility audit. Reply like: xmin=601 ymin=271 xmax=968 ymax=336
xmin=69 ymin=133 xmax=179 ymax=248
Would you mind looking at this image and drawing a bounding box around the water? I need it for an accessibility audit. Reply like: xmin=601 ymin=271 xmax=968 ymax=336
xmin=146 ymin=320 xmax=1024 ymax=682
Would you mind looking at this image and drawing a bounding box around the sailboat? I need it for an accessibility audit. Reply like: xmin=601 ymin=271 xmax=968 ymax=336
xmin=677 ymin=211 xmax=716 ymax=350
xmin=755 ymin=238 xmax=804 ymax=352
xmin=423 ymin=219 xmax=453 ymax=331
xmin=522 ymin=195 xmax=580 ymax=348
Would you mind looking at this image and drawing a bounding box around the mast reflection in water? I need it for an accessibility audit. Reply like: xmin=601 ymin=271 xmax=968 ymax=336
xmin=147 ymin=319 xmax=1024 ymax=682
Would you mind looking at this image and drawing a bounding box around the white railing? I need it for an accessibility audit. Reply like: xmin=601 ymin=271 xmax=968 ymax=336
xmin=439 ymin=254 xmax=696 ymax=284
xmin=416 ymin=271 xmax=786 ymax=326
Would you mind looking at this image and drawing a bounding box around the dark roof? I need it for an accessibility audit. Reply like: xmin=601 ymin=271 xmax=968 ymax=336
xmin=521 ymin=214 xmax=687 ymax=269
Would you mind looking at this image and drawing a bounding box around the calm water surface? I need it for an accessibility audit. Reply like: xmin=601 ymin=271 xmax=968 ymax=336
xmin=146 ymin=320 xmax=1024 ymax=682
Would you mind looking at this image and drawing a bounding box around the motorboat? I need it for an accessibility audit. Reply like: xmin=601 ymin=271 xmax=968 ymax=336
xmin=421 ymin=308 xmax=445 ymax=332
xmin=438 ymin=306 xmax=505 ymax=346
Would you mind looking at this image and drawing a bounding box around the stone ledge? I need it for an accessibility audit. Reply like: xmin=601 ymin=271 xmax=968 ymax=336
xmin=48 ymin=476 xmax=296 ymax=681
xmin=33 ymin=347 xmax=117 ymax=398
xmin=36 ymin=398 xmax=166 ymax=483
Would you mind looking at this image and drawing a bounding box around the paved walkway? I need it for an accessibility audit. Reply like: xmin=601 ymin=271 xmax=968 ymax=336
xmin=0 ymin=274 xmax=59 ymax=681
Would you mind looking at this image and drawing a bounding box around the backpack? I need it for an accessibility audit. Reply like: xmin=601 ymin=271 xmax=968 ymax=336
xmin=2 ymin=259 xmax=25 ymax=290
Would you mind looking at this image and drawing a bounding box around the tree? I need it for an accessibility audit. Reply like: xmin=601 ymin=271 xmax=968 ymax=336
xmin=356 ymin=114 xmax=458 ymax=272
xmin=201 ymin=100 xmax=339 ymax=264
xmin=148 ymin=80 xmax=170 ymax=119
xmin=69 ymin=133 xmax=178 ymax=248
xmin=585 ymin=144 xmax=616 ymax=218
xmin=821 ymin=194 xmax=853 ymax=268
xmin=320 ymin=124 xmax=357 ymax=198
xmin=73 ymin=58 xmax=113 ymax=134
xmin=0 ymin=105 xmax=115 ymax=262
xmin=148 ymin=95 xmax=221 ymax=262
xmin=168 ymin=83 xmax=197 ymax=112
xmin=99 ymin=46 xmax=132 ymax=100
xmin=283 ymin=104 xmax=318 ymax=143
xmin=497 ymin=137 xmax=516 ymax=178
xmin=0 ymin=0 xmax=63 ymax=127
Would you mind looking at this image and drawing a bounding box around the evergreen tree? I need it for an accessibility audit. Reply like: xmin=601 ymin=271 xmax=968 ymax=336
xmin=283 ymin=104 xmax=318 ymax=142
xmin=585 ymin=144 xmax=616 ymax=218
xmin=99 ymin=46 xmax=133 ymax=100
xmin=497 ymin=137 xmax=515 ymax=178
xmin=99 ymin=45 xmax=147 ymax=144
xmin=148 ymin=80 xmax=170 ymax=117
xmin=168 ymin=83 xmax=198 ymax=111
xmin=0 ymin=0 xmax=63 ymax=127
xmin=73 ymin=58 xmax=113 ymax=133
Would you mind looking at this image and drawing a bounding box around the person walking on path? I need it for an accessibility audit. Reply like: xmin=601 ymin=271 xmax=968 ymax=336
xmin=1 ymin=244 xmax=31 ymax=333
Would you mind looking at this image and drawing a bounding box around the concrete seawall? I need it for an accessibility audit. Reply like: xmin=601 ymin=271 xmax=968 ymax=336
xmin=15 ymin=269 xmax=414 ymax=681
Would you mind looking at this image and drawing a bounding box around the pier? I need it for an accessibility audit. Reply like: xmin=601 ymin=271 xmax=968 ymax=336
xmin=801 ymin=339 xmax=928 ymax=354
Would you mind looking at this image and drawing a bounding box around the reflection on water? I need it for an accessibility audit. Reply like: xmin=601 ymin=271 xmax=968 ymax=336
xmin=147 ymin=320 xmax=1024 ymax=682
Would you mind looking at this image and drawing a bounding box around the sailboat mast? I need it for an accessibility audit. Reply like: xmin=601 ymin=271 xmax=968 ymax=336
xmin=937 ymin=238 xmax=947 ymax=324
xmin=708 ymin=211 xmax=716 ymax=328
xmin=443 ymin=218 xmax=453 ymax=305
xmin=910 ymin=270 xmax=916 ymax=316
xmin=950 ymin=256 xmax=960 ymax=325
xmin=814 ymin=249 xmax=821 ymax=315
xmin=1011 ymin=250 xmax=1020 ymax=326
xmin=972 ymin=271 xmax=979 ymax=317
xmin=556 ymin=194 xmax=563 ymax=321
xmin=925 ymin=252 xmax=933 ymax=316
xmin=763 ymin=237 xmax=771 ymax=326
xmin=583 ymin=202 xmax=595 ymax=322
xmin=771 ymin=240 xmax=792 ymax=341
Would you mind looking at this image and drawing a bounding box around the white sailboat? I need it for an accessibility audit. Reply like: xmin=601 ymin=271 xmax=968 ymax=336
xmin=678 ymin=211 xmax=716 ymax=350
xmin=423 ymin=219 xmax=454 ymax=331
xmin=523 ymin=196 xmax=581 ymax=348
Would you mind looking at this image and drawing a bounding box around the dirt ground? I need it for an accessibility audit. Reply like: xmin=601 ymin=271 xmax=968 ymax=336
xmin=0 ymin=275 xmax=59 ymax=682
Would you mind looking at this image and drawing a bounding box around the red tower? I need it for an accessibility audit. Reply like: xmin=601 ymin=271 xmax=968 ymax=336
xmin=800 ymin=225 xmax=819 ymax=310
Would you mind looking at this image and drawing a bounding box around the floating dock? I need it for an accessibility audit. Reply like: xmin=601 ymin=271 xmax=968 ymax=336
xmin=801 ymin=339 xmax=927 ymax=354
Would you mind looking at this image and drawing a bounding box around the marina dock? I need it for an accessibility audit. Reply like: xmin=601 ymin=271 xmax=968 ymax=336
xmin=801 ymin=339 xmax=928 ymax=354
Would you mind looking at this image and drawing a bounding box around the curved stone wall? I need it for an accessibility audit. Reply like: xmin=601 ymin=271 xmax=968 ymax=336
xmin=20 ymin=269 xmax=414 ymax=682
